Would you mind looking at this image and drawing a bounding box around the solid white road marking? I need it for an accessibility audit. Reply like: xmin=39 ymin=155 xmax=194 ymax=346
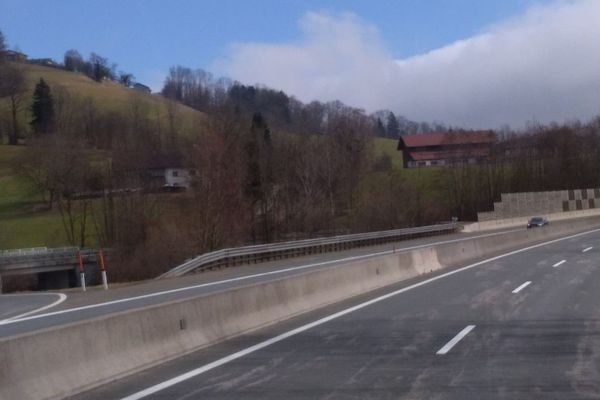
xmin=512 ymin=281 xmax=532 ymax=294
xmin=553 ymin=260 xmax=566 ymax=268
xmin=120 ymin=227 xmax=600 ymax=399
xmin=0 ymin=229 xmax=523 ymax=326
xmin=583 ymin=246 xmax=593 ymax=253
xmin=436 ymin=325 xmax=476 ymax=355
xmin=0 ymin=293 xmax=67 ymax=324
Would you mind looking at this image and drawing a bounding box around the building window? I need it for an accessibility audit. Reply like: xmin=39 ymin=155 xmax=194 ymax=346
xmin=172 ymin=170 xmax=179 ymax=177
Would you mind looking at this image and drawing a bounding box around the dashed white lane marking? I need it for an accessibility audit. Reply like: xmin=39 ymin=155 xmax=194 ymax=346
xmin=553 ymin=260 xmax=566 ymax=268
xmin=512 ymin=281 xmax=532 ymax=294
xmin=583 ymin=246 xmax=593 ymax=253
xmin=436 ymin=325 xmax=476 ymax=355
xmin=0 ymin=293 xmax=67 ymax=324
xmin=118 ymin=227 xmax=600 ymax=399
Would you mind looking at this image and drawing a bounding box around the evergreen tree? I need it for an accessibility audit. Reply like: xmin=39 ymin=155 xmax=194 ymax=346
xmin=30 ymin=78 xmax=55 ymax=134
xmin=245 ymin=112 xmax=276 ymax=242
xmin=386 ymin=112 xmax=400 ymax=138
xmin=376 ymin=118 xmax=386 ymax=137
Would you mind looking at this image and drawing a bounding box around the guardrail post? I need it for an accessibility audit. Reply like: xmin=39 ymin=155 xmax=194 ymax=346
xmin=78 ymin=251 xmax=86 ymax=292
xmin=99 ymin=249 xmax=108 ymax=290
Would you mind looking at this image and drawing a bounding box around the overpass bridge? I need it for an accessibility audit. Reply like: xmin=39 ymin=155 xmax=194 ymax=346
xmin=0 ymin=247 xmax=99 ymax=291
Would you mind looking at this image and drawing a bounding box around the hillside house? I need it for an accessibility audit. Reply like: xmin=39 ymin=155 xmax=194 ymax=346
xmin=397 ymin=130 xmax=496 ymax=168
xmin=2 ymin=50 xmax=27 ymax=62
xmin=146 ymin=166 xmax=192 ymax=190
xmin=116 ymin=154 xmax=193 ymax=191
xmin=133 ymin=83 xmax=151 ymax=93
xmin=141 ymin=154 xmax=193 ymax=190
xmin=29 ymin=58 xmax=59 ymax=67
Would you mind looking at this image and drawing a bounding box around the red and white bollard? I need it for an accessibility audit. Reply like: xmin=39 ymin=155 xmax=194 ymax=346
xmin=78 ymin=251 xmax=86 ymax=292
xmin=99 ymin=249 xmax=108 ymax=290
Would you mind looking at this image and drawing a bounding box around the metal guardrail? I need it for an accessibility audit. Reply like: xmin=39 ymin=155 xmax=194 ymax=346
xmin=160 ymin=223 xmax=460 ymax=278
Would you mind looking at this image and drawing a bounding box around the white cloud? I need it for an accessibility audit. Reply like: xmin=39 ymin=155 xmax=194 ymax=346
xmin=216 ymin=1 xmax=600 ymax=129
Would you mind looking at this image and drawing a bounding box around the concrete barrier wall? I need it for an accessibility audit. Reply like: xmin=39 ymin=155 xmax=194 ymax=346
xmin=0 ymin=249 xmax=442 ymax=400
xmin=2 ymin=217 xmax=600 ymax=400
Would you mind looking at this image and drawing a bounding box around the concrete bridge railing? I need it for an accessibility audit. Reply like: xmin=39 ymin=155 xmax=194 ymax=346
xmin=0 ymin=247 xmax=99 ymax=291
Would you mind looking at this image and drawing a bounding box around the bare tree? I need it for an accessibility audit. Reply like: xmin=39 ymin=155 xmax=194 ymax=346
xmin=14 ymin=136 xmax=96 ymax=246
xmin=63 ymin=49 xmax=84 ymax=72
xmin=118 ymin=72 xmax=134 ymax=87
xmin=52 ymin=85 xmax=77 ymax=136
xmin=290 ymin=136 xmax=332 ymax=233
xmin=0 ymin=64 xmax=27 ymax=144
xmin=323 ymin=106 xmax=374 ymax=214
xmin=0 ymin=29 xmax=6 ymax=55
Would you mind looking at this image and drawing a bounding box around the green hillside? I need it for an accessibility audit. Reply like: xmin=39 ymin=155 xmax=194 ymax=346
xmin=373 ymin=137 xmax=402 ymax=168
xmin=2 ymin=62 xmax=206 ymax=140
xmin=0 ymin=63 xmax=422 ymax=250
xmin=0 ymin=63 xmax=211 ymax=249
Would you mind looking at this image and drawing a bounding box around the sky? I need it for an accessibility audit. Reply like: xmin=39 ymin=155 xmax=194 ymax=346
xmin=1 ymin=0 xmax=598 ymax=129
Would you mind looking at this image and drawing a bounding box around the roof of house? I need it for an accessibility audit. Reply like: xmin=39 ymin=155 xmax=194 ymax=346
xmin=145 ymin=153 xmax=184 ymax=170
xmin=113 ymin=152 xmax=184 ymax=173
xmin=133 ymin=83 xmax=151 ymax=91
xmin=397 ymin=130 xmax=496 ymax=150
xmin=3 ymin=49 xmax=27 ymax=57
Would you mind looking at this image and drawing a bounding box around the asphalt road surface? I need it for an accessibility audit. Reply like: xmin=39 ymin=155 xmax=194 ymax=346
xmin=0 ymin=228 xmax=522 ymax=338
xmin=0 ymin=292 xmax=65 ymax=321
xmin=71 ymin=228 xmax=600 ymax=399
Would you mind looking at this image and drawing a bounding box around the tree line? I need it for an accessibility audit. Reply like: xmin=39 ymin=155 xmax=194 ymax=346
xmin=161 ymin=65 xmax=450 ymax=139
xmin=63 ymin=49 xmax=135 ymax=86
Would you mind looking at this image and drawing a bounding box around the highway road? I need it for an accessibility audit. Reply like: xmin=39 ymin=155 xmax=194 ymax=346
xmin=70 ymin=227 xmax=600 ymax=399
xmin=0 ymin=228 xmax=522 ymax=338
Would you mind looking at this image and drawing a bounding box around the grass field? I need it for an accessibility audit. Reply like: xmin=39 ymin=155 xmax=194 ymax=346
xmin=1 ymin=62 xmax=206 ymax=141
xmin=373 ymin=137 xmax=403 ymax=169
xmin=0 ymin=145 xmax=70 ymax=248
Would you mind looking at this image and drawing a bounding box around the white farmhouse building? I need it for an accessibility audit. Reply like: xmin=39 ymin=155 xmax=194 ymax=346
xmin=147 ymin=166 xmax=192 ymax=189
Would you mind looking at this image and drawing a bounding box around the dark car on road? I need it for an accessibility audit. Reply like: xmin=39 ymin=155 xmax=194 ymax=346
xmin=527 ymin=216 xmax=549 ymax=228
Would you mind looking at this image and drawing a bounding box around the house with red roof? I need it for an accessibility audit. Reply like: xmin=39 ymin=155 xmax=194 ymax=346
xmin=397 ymin=130 xmax=496 ymax=168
